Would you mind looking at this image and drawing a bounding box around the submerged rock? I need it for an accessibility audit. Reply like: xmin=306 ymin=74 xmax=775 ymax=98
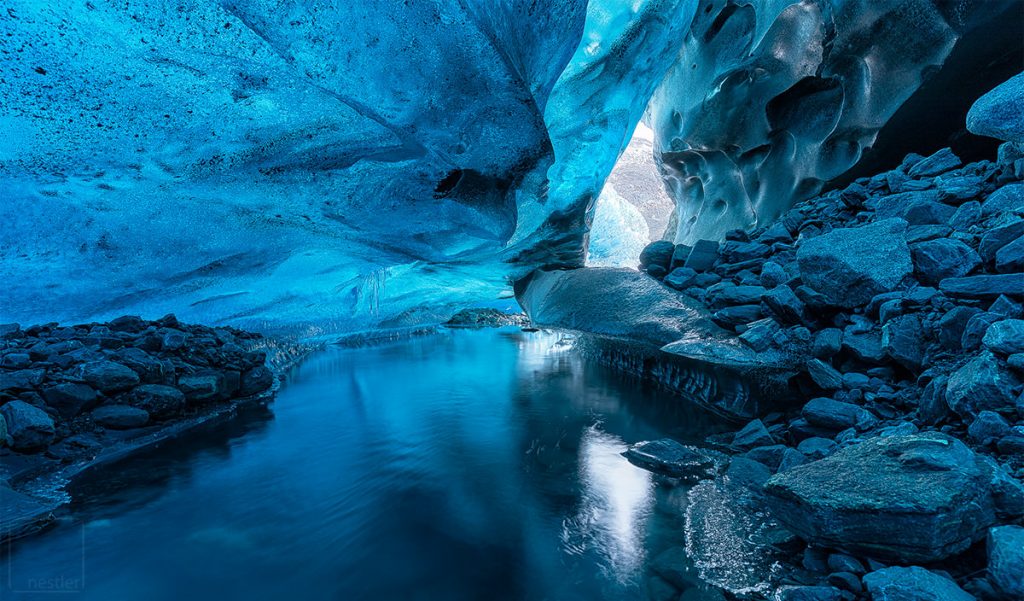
xmin=622 ymin=439 xmax=727 ymax=482
xmin=797 ymin=219 xmax=912 ymax=308
xmin=764 ymin=433 xmax=1024 ymax=562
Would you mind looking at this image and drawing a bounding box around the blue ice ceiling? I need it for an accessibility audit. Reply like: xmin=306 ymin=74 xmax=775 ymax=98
xmin=1 ymin=0 xmax=1018 ymax=331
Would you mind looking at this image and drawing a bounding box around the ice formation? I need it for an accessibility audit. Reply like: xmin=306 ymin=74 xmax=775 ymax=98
xmin=1 ymin=0 xmax=1019 ymax=330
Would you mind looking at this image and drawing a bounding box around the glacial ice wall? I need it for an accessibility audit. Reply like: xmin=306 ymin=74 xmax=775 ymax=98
xmin=651 ymin=0 xmax=1022 ymax=244
xmin=0 ymin=0 xmax=588 ymax=330
xmin=1 ymin=0 xmax=1019 ymax=330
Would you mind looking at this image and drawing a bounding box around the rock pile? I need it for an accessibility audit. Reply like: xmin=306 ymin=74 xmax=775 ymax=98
xmin=0 ymin=315 xmax=275 ymax=463
xmin=634 ymin=136 xmax=1024 ymax=596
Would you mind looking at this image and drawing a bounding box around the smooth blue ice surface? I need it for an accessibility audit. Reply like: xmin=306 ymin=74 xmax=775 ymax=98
xmin=4 ymin=330 xmax=731 ymax=600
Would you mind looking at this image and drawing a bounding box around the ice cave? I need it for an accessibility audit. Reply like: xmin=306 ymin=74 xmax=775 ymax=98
xmin=2 ymin=1 xmax=1024 ymax=599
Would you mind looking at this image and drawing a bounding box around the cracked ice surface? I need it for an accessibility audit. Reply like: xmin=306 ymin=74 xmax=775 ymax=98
xmin=0 ymin=0 xmax=588 ymax=331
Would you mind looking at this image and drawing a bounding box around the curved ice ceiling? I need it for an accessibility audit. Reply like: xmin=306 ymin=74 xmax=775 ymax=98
xmin=1 ymin=0 xmax=1019 ymax=331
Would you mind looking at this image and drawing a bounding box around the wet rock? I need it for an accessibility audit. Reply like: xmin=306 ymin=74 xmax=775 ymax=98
xmin=801 ymin=398 xmax=876 ymax=432
xmin=987 ymin=525 xmax=1024 ymax=599
xmin=239 ymin=366 xmax=275 ymax=397
xmin=764 ymin=433 xmax=1022 ymax=562
xmin=945 ymin=351 xmax=1021 ymax=417
xmin=177 ymin=371 xmax=226 ymax=403
xmin=940 ymin=274 xmax=1024 ymax=299
xmin=863 ymin=566 xmax=974 ymax=601
xmin=806 ymin=359 xmax=842 ymax=390
xmin=911 ymin=239 xmax=981 ymax=285
xmin=967 ymin=71 xmax=1024 ymax=144
xmin=92 ymin=405 xmax=150 ymax=429
xmin=129 ymin=385 xmax=186 ymax=420
xmin=79 ymin=360 xmax=140 ymax=393
xmin=0 ymin=401 xmax=55 ymax=451
xmin=797 ymin=219 xmax=912 ymax=308
xmin=622 ymin=439 xmax=727 ymax=482
xmin=42 ymin=383 xmax=98 ymax=419
xmin=983 ymin=319 xmax=1024 ymax=355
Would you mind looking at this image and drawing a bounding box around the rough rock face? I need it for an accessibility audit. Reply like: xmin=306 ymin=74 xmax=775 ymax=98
xmin=969 ymin=72 xmax=1024 ymax=145
xmin=987 ymin=525 xmax=1024 ymax=598
xmin=764 ymin=433 xmax=1024 ymax=562
xmin=862 ymin=566 xmax=975 ymax=601
xmin=796 ymin=219 xmax=913 ymax=308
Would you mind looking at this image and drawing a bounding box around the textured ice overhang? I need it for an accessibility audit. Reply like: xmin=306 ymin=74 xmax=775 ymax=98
xmin=650 ymin=0 xmax=1023 ymax=244
xmin=0 ymin=0 xmax=588 ymax=331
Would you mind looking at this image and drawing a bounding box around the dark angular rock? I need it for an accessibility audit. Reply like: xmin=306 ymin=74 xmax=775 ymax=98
xmin=712 ymin=305 xmax=761 ymax=328
xmin=968 ymin=411 xmax=1011 ymax=444
xmin=995 ymin=235 xmax=1024 ymax=273
xmin=129 ymin=385 xmax=186 ymax=419
xmin=92 ymin=405 xmax=150 ymax=429
xmin=918 ymin=376 xmax=950 ymax=424
xmin=962 ymin=312 xmax=1002 ymax=351
xmin=708 ymin=285 xmax=766 ymax=308
xmin=622 ymin=439 xmax=727 ymax=482
xmin=826 ymin=571 xmax=861 ymax=594
xmin=1 ymin=353 xmax=30 ymax=369
xmin=987 ymin=525 xmax=1024 ymax=599
xmin=949 ymin=200 xmax=981 ymax=231
xmin=239 ymin=366 xmax=274 ymax=397
xmin=662 ymin=267 xmax=697 ymax=290
xmin=640 ymin=240 xmax=675 ymax=271
xmin=990 ymin=295 xmax=1023 ymax=318
xmin=911 ymin=239 xmax=981 ymax=285
xmin=738 ymin=318 xmax=779 ymax=352
xmin=720 ymin=240 xmax=770 ymax=263
xmin=938 ymin=306 xmax=983 ymax=349
xmin=2 ymin=400 xmax=55 ymax=451
xmin=669 ymin=244 xmax=691 ymax=270
xmin=881 ymin=314 xmax=924 ymax=370
xmin=812 ymin=329 xmax=843 ymax=359
xmin=940 ymin=274 xmax=1024 ymax=299
xmin=762 ymin=285 xmax=805 ymax=325
xmin=42 ymin=383 xmax=98 ymax=419
xmin=945 ymin=351 xmax=1021 ymax=417
xmin=797 ymin=436 xmax=836 ymax=460
xmin=765 ymin=433 xmax=1024 ymax=562
xmin=646 ymin=264 xmax=667 ymax=279
xmin=908 ymin=147 xmax=961 ymax=178
xmin=982 ymin=183 xmax=1024 ymax=217
xmin=161 ymin=329 xmax=188 ymax=351
xmin=802 ymin=397 xmax=877 ymax=431
xmin=842 ymin=331 xmax=886 ymax=363
xmin=863 ymin=566 xmax=974 ymax=601
xmin=806 ymin=359 xmax=843 ymax=390
xmin=111 ymin=347 xmax=168 ymax=383
xmin=0 ymin=369 xmax=46 ymax=391
xmin=177 ymin=371 xmax=226 ymax=403
xmin=108 ymin=315 xmax=146 ymax=332
xmin=979 ymin=220 xmax=1024 ymax=262
xmin=983 ymin=319 xmax=1024 ymax=355
xmin=905 ymin=224 xmax=952 ymax=244
xmin=732 ymin=419 xmax=773 ymax=451
xmin=682 ymin=239 xmax=719 ymax=272
xmin=797 ymin=219 xmax=912 ymax=308
xmin=79 ymin=360 xmax=140 ymax=393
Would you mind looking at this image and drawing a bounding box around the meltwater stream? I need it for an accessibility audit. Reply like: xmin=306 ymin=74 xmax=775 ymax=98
xmin=4 ymin=329 xmax=732 ymax=601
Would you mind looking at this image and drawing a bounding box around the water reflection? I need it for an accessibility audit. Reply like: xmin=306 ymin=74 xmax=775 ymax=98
xmin=4 ymin=329 xmax=731 ymax=601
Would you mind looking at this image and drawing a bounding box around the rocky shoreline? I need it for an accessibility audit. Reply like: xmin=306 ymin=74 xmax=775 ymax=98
xmin=0 ymin=315 xmax=278 ymax=542
xmin=612 ymin=93 xmax=1024 ymax=598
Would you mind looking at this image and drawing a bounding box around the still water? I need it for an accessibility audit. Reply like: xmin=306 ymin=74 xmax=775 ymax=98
xmin=4 ymin=329 xmax=730 ymax=600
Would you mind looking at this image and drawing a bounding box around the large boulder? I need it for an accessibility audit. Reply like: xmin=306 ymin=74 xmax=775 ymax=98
xmin=0 ymin=401 xmax=55 ymax=451
xmin=797 ymin=219 xmax=912 ymax=308
xmin=967 ymin=71 xmax=1024 ymax=144
xmin=177 ymin=371 xmax=227 ymax=404
xmin=987 ymin=525 xmax=1024 ymax=599
xmin=764 ymin=433 xmax=1024 ymax=562
xmin=945 ymin=351 xmax=1021 ymax=417
xmin=863 ymin=566 xmax=975 ymax=601
xmin=983 ymin=319 xmax=1024 ymax=355
xmin=239 ymin=366 xmax=275 ymax=397
xmin=42 ymin=383 xmax=98 ymax=419
xmin=79 ymin=360 xmax=140 ymax=393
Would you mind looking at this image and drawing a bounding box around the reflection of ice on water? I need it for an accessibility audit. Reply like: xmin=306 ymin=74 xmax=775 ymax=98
xmin=562 ymin=425 xmax=654 ymax=585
